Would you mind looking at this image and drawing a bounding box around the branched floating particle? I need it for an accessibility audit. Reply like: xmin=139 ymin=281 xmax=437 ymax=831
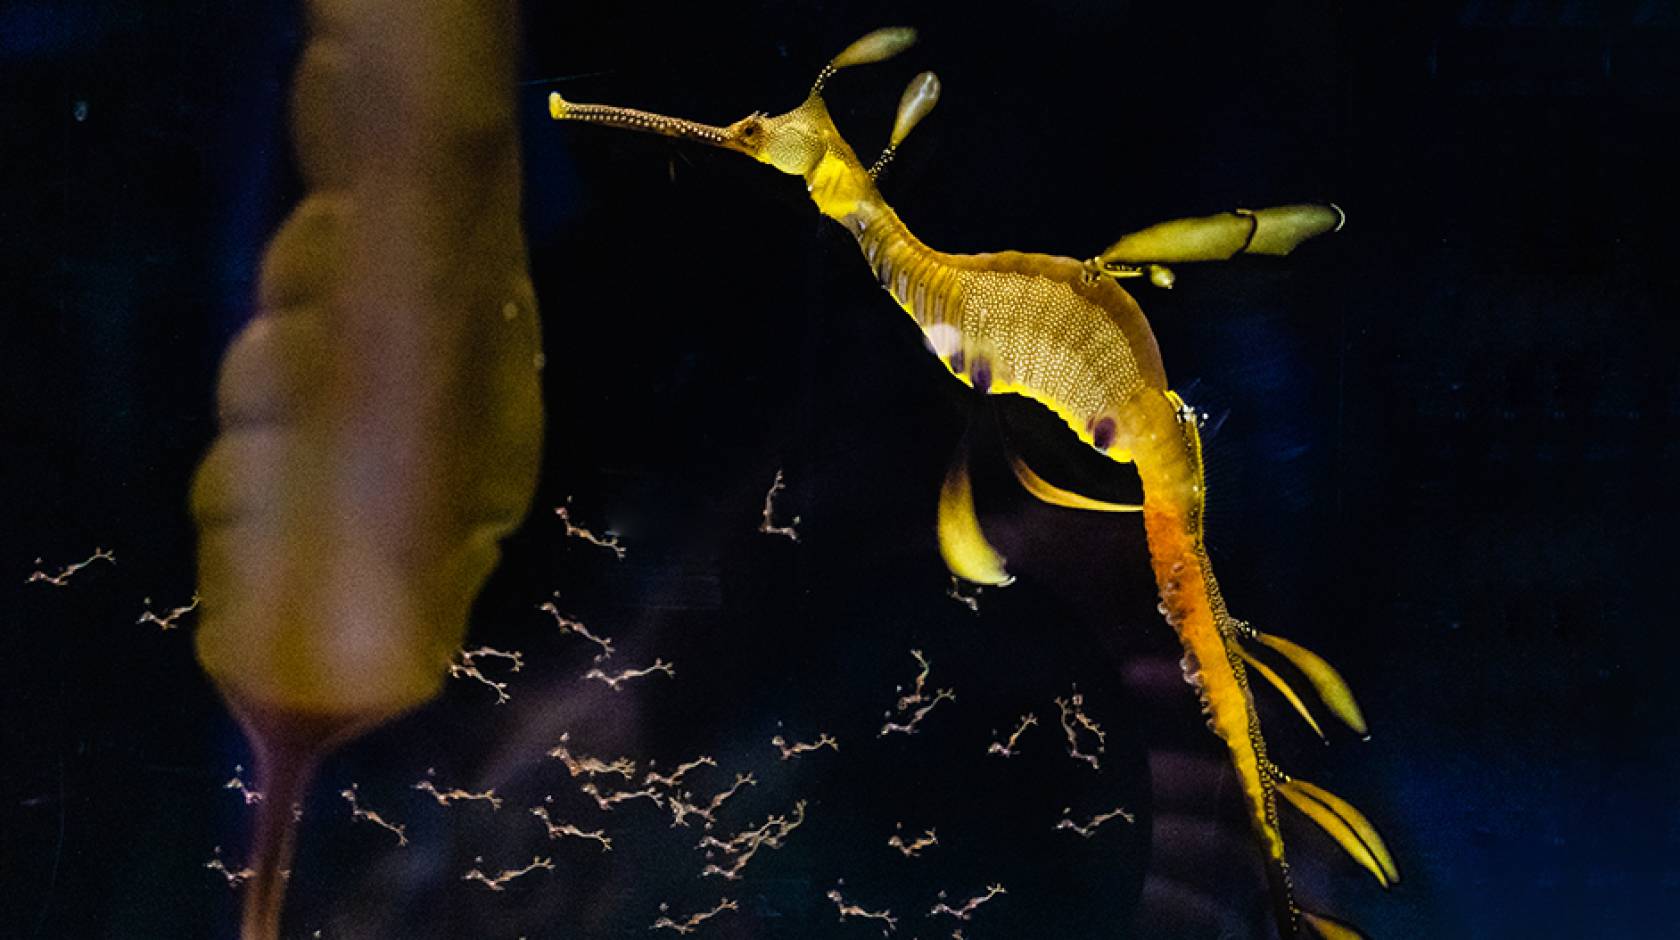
xmin=1055 ymin=804 xmax=1134 ymax=838
xmin=827 ymin=884 xmax=897 ymax=934
xmin=448 ymin=645 xmax=525 ymax=704
xmin=579 ymin=781 xmax=667 ymax=813
xmin=698 ymin=800 xmax=807 ymax=880
xmin=555 ymin=498 xmax=627 ymax=559
xmin=667 ymin=794 xmax=706 ymax=829
xmin=945 ymin=576 xmax=981 ymax=613
xmin=26 ymin=547 xmax=114 ymax=586
xmin=547 ymin=732 xmax=638 ymax=780
xmin=644 ymin=755 xmax=717 ymax=789
xmin=669 ymin=772 xmax=756 ymax=829
xmin=224 ymin=764 xmax=264 ymax=805
xmin=928 ymin=884 xmax=1006 ymax=921
xmin=584 ymin=658 xmax=675 ymax=691
xmin=460 ymin=645 xmax=524 ymax=671
xmin=887 ymin=822 xmax=938 ymax=858
xmin=205 ymin=846 xmax=257 ymax=889
xmin=137 ymin=593 xmax=200 ymax=630
xmin=531 ymin=799 xmax=613 ymax=851
xmin=340 ymin=784 xmax=408 ymax=846
xmin=880 ymin=690 xmax=955 ymax=737
xmin=700 ymin=773 xmax=756 ymax=815
xmin=651 ymin=898 xmax=739 ymax=934
xmin=413 ymin=768 xmax=502 ymax=810
xmin=771 ymin=731 xmax=838 ymax=761
xmin=987 ymin=713 xmax=1038 ymax=758
xmin=462 ymin=855 xmax=555 ymax=891
xmin=1054 ymin=690 xmax=1107 ymax=771
xmin=896 ymin=650 xmax=934 ymax=711
xmin=539 ymin=592 xmax=615 ymax=660
xmin=879 ymin=649 xmax=956 ymax=737
xmin=758 ymin=469 xmax=801 ymax=542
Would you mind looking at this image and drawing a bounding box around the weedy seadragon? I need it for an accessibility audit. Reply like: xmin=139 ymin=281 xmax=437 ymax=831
xmin=550 ymin=27 xmax=1397 ymax=939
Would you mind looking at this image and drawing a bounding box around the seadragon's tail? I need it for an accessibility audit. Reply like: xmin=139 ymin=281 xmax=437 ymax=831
xmin=932 ymin=383 xmax=1398 ymax=934
xmin=934 ymin=385 xmax=1398 ymax=935
xmin=1129 ymin=390 xmax=1397 ymax=939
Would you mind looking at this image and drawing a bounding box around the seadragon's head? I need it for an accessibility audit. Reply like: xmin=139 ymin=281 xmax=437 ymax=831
xmin=549 ymin=27 xmax=940 ymax=220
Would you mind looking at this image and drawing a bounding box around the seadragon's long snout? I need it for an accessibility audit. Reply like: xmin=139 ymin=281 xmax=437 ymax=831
xmin=549 ymin=93 xmax=741 ymax=149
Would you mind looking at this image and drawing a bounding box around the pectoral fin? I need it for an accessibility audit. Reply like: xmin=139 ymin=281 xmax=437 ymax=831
xmin=937 ymin=445 xmax=1013 ymax=586
xmin=1007 ymin=454 xmax=1141 ymax=513
xmin=1277 ymin=777 xmax=1400 ymax=888
xmin=1247 ymin=630 xmax=1368 ymax=737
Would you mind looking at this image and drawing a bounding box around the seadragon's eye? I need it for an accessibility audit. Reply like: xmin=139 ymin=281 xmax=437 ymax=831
xmin=732 ymin=114 xmax=767 ymax=148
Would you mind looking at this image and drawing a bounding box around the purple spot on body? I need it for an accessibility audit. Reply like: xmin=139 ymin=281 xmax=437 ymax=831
xmin=949 ymin=349 xmax=965 ymax=373
xmin=1093 ymin=417 xmax=1117 ymax=450
xmin=973 ymin=357 xmax=992 ymax=393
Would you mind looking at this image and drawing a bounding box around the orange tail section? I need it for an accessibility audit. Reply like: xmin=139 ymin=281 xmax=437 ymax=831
xmin=1128 ymin=387 xmax=1393 ymax=937
xmin=1140 ymin=503 xmax=1301 ymax=939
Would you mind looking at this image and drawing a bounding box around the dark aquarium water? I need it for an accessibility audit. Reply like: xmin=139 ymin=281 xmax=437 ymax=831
xmin=4 ymin=2 xmax=1677 ymax=938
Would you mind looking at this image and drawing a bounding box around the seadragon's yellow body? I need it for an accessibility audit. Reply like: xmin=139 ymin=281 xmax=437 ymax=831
xmin=552 ymin=27 xmax=1396 ymax=940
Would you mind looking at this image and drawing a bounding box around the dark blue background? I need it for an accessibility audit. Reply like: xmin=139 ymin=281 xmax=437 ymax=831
xmin=3 ymin=1 xmax=1676 ymax=937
